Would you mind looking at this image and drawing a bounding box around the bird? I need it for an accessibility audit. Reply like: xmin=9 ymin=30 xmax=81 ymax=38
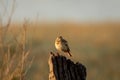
xmin=55 ymin=36 xmax=72 ymax=57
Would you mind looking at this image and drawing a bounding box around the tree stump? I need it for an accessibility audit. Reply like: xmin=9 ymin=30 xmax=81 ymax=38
xmin=48 ymin=52 xmax=87 ymax=80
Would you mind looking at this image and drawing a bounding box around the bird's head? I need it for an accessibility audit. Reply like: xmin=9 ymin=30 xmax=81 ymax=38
xmin=56 ymin=36 xmax=63 ymax=41
xmin=58 ymin=36 xmax=63 ymax=39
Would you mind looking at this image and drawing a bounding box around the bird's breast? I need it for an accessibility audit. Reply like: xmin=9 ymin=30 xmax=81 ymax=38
xmin=55 ymin=42 xmax=62 ymax=50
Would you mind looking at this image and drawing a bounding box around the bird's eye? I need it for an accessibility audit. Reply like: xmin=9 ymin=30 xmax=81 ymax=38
xmin=57 ymin=40 xmax=60 ymax=42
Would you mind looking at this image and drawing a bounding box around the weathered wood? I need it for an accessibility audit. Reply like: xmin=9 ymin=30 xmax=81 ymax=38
xmin=48 ymin=52 xmax=87 ymax=80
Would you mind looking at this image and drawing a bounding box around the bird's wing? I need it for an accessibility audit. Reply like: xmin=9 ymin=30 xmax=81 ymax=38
xmin=62 ymin=39 xmax=68 ymax=43
xmin=62 ymin=39 xmax=70 ymax=52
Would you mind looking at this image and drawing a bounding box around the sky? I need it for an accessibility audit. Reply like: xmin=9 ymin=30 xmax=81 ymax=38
xmin=0 ymin=0 xmax=120 ymax=22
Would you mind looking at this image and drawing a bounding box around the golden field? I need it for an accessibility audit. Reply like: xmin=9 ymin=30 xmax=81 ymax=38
xmin=0 ymin=21 xmax=120 ymax=80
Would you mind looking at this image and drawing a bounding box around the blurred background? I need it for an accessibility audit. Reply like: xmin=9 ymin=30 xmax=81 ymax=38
xmin=0 ymin=0 xmax=120 ymax=80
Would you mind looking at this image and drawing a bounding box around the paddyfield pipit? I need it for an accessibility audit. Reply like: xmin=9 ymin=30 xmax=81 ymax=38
xmin=55 ymin=36 xmax=72 ymax=57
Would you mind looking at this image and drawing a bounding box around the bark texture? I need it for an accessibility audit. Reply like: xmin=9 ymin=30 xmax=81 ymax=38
xmin=48 ymin=52 xmax=87 ymax=80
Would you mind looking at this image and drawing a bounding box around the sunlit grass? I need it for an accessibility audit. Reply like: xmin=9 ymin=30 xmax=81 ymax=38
xmin=1 ymin=21 xmax=120 ymax=80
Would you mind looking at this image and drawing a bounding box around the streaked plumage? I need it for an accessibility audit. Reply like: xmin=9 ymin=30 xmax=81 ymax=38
xmin=55 ymin=36 xmax=72 ymax=57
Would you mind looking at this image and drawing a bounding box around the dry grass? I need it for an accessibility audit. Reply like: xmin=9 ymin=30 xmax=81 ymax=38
xmin=0 ymin=20 xmax=34 ymax=80
xmin=0 ymin=21 xmax=120 ymax=80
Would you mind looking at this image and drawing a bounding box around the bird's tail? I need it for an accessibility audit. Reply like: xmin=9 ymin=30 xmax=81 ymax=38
xmin=67 ymin=52 xmax=72 ymax=57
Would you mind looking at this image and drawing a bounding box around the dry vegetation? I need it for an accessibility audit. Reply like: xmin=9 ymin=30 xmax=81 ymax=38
xmin=0 ymin=20 xmax=34 ymax=80
xmin=1 ymin=1 xmax=120 ymax=80
xmin=0 ymin=21 xmax=120 ymax=80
